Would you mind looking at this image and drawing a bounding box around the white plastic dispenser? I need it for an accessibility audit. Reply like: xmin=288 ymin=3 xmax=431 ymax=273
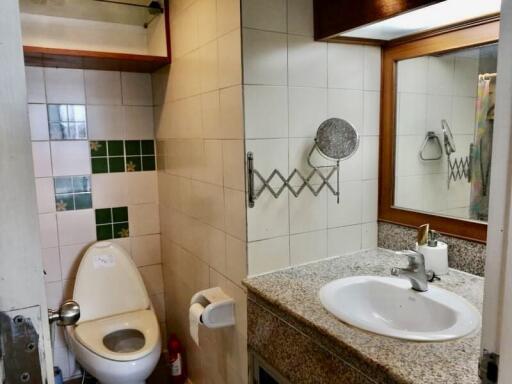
xmin=418 ymin=230 xmax=449 ymax=275
xmin=189 ymin=287 xmax=235 ymax=345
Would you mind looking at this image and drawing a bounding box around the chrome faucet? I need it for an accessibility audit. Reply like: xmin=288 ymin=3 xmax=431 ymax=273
xmin=391 ymin=250 xmax=429 ymax=292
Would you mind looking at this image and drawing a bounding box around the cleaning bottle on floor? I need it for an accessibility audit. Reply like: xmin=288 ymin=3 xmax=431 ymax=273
xmin=167 ymin=334 xmax=187 ymax=384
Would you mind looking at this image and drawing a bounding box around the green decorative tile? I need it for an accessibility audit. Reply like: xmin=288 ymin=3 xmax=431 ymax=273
xmin=92 ymin=158 xmax=109 ymax=174
xmin=54 ymin=177 xmax=73 ymax=194
xmin=55 ymin=194 xmax=74 ymax=211
xmin=109 ymin=157 xmax=125 ymax=173
xmin=126 ymin=156 xmax=141 ymax=172
xmin=108 ymin=140 xmax=124 ymax=156
xmin=142 ymin=156 xmax=156 ymax=171
xmin=125 ymin=140 xmax=141 ymax=156
xmin=95 ymin=208 xmax=112 ymax=225
xmin=141 ymin=140 xmax=155 ymax=155
xmin=113 ymin=222 xmax=130 ymax=238
xmin=112 ymin=207 xmax=128 ymax=223
xmin=75 ymin=193 xmax=92 ymax=210
xmin=90 ymin=141 xmax=107 ymax=157
xmin=96 ymin=224 xmax=113 ymax=241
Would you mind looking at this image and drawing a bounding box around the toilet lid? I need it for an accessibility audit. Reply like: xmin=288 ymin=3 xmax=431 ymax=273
xmin=74 ymin=241 xmax=150 ymax=323
xmin=74 ymin=309 xmax=160 ymax=361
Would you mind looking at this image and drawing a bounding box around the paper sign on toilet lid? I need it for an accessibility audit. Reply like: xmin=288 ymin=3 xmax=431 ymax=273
xmin=93 ymin=254 xmax=116 ymax=269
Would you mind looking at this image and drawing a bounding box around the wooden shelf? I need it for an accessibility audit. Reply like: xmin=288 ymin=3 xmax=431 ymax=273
xmin=23 ymin=46 xmax=170 ymax=73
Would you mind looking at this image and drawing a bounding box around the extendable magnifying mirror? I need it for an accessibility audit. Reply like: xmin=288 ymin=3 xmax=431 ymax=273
xmin=442 ymin=119 xmax=456 ymax=156
xmin=308 ymin=118 xmax=360 ymax=168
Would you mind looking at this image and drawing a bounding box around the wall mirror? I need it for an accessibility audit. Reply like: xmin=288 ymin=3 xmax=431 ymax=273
xmin=379 ymin=18 xmax=500 ymax=242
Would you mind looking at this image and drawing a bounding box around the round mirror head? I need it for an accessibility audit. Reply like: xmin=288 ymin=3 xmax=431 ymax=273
xmin=315 ymin=118 xmax=359 ymax=161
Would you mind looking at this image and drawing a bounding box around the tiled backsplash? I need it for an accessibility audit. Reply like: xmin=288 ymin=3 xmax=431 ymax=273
xmin=242 ymin=0 xmax=381 ymax=276
xmin=26 ymin=66 xmax=164 ymax=380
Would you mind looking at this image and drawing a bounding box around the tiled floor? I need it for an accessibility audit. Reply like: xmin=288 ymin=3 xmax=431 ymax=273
xmin=64 ymin=357 xmax=169 ymax=384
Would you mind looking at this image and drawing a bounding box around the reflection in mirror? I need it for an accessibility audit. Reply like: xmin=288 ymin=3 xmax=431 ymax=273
xmin=394 ymin=43 xmax=498 ymax=223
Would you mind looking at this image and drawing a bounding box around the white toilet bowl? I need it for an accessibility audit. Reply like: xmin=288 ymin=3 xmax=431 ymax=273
xmin=65 ymin=241 xmax=162 ymax=384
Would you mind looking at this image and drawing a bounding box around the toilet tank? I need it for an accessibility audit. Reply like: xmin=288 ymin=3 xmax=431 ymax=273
xmin=73 ymin=241 xmax=150 ymax=323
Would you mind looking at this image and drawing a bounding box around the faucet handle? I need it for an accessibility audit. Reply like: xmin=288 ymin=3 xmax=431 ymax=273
xmin=396 ymin=249 xmax=425 ymax=267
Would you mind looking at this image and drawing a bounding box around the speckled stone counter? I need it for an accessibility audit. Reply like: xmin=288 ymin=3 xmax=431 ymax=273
xmin=244 ymin=248 xmax=483 ymax=384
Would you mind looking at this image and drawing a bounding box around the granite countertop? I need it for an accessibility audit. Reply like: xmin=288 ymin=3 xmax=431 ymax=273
xmin=243 ymin=248 xmax=484 ymax=384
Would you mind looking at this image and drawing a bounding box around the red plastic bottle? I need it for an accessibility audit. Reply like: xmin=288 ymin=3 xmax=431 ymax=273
xmin=166 ymin=334 xmax=187 ymax=384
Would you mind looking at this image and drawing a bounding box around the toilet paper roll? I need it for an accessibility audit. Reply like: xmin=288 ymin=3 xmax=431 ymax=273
xmin=189 ymin=303 xmax=204 ymax=346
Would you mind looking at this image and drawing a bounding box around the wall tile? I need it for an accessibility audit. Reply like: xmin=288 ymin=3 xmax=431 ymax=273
xmin=59 ymin=243 xmax=88 ymax=280
xmin=56 ymin=209 xmax=96 ymax=246
xmin=32 ymin=141 xmax=53 ymax=177
xmin=197 ymin=0 xmax=217 ymax=45
xmin=397 ymin=57 xmax=428 ymax=93
xmin=452 ymin=96 xmax=477 ymax=134
xmin=45 ymin=281 xmax=64 ymax=309
xmin=248 ymin=191 xmax=289 ymax=241
xmin=42 ymin=247 xmax=61 ymax=283
xmin=51 ymin=141 xmax=91 ymax=176
xmin=246 ymin=138 xmax=288 ymax=186
xmin=327 ymin=224 xmax=362 ymax=257
xmin=217 ymin=0 xmax=241 ymax=36
xmin=35 ymin=177 xmax=55 ymax=213
xmin=248 ymin=236 xmax=289 ymax=275
xmin=201 ymin=90 xmax=221 ymax=139
xmin=362 ymin=136 xmax=379 ymax=180
xmin=287 ymin=0 xmax=314 ymax=36
xmin=121 ymin=72 xmax=153 ymax=106
xmin=289 ymin=189 xmax=327 ymax=234
xmin=86 ymin=105 xmax=124 ymax=140
xmin=362 ymin=222 xmax=378 ymax=249
xmin=327 ymin=181 xmax=362 ymax=227
xmin=139 ymin=264 xmax=164 ymax=295
xmin=220 ymin=86 xmax=244 ymax=139
xmin=25 ymin=67 xmax=46 ymax=103
xmin=126 ymin=171 xmax=159 ymax=205
xmin=38 ymin=213 xmax=59 ymax=249
xmin=290 ymin=230 xmax=327 ymax=265
xmin=453 ymin=57 xmax=479 ymax=97
xmin=91 ymin=173 xmax=128 ymax=208
xmin=243 ymin=29 xmax=287 ymax=85
xmin=397 ymin=92 xmax=427 ymax=135
xmin=124 ymin=106 xmax=155 ymax=140
xmin=28 ymin=104 xmax=49 ymax=141
xmin=327 ymin=44 xmax=364 ymax=90
xmin=427 ymin=56 xmax=454 ymax=96
xmin=224 ymin=188 xmax=246 ymax=241
xmin=288 ymin=36 xmax=327 ymax=87
xmin=131 ymin=234 xmax=161 ymax=267
xmin=327 ymin=89 xmax=363 ymax=131
xmin=363 ymin=91 xmax=380 ymax=136
xmin=222 ymin=140 xmax=245 ymax=191
xmin=363 ymin=46 xmax=381 ymax=91
xmin=199 ymin=40 xmax=219 ymax=93
xmin=85 ymin=70 xmax=122 ymax=105
xmin=244 ymin=85 xmax=288 ymax=138
xmin=129 ymin=203 xmax=160 ymax=236
xmin=171 ymin=3 xmax=198 ymax=58
xmin=242 ymin=0 xmax=286 ymax=32
xmin=289 ymin=87 xmax=327 ymax=138
xmin=44 ymin=68 xmax=85 ymax=104
xmin=362 ymin=179 xmax=378 ymax=223
xmin=218 ymin=29 xmax=242 ymax=88
xmin=225 ymin=235 xmax=247 ymax=285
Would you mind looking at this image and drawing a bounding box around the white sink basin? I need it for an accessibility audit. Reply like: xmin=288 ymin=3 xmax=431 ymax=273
xmin=319 ymin=276 xmax=480 ymax=341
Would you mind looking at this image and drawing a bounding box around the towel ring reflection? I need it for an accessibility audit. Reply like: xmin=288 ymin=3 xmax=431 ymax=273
xmin=419 ymin=131 xmax=443 ymax=161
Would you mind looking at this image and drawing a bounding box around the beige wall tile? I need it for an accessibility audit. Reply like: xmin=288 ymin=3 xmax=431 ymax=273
xmin=217 ymin=0 xmax=241 ymax=36
xmin=126 ymin=171 xmax=159 ymax=205
xmin=131 ymin=234 xmax=162 ymax=267
xmin=222 ymin=140 xmax=245 ymax=191
xmin=225 ymin=235 xmax=247 ymax=286
xmin=129 ymin=203 xmax=160 ymax=236
xmin=218 ymin=29 xmax=242 ymax=88
xmin=220 ymin=86 xmax=243 ymax=139
xmin=201 ymin=90 xmax=222 ymax=139
xmin=84 ymin=70 xmax=122 ymax=105
xmin=224 ymin=188 xmax=247 ymax=241
xmin=39 ymin=213 xmax=58 ymax=249
xmin=139 ymin=264 xmax=164 ymax=295
xmin=199 ymin=40 xmax=219 ymax=93
xmin=91 ymin=173 xmax=128 ymax=208
xmin=197 ymin=0 xmax=217 ymax=45
xmin=59 ymin=243 xmax=88 ymax=280
xmin=56 ymin=210 xmax=96 ymax=246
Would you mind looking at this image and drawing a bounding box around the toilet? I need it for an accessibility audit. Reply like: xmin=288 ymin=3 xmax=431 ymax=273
xmin=65 ymin=241 xmax=161 ymax=384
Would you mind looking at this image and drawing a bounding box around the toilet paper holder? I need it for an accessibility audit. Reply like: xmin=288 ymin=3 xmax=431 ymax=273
xmin=190 ymin=287 xmax=235 ymax=328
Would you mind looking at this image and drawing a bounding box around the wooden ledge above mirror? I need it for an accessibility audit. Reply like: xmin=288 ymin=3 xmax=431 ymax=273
xmin=378 ymin=17 xmax=500 ymax=243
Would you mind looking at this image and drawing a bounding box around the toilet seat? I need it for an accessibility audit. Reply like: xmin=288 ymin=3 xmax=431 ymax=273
xmin=74 ymin=309 xmax=159 ymax=362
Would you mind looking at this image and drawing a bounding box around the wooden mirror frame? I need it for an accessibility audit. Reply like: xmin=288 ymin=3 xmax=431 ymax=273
xmin=378 ymin=16 xmax=500 ymax=243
